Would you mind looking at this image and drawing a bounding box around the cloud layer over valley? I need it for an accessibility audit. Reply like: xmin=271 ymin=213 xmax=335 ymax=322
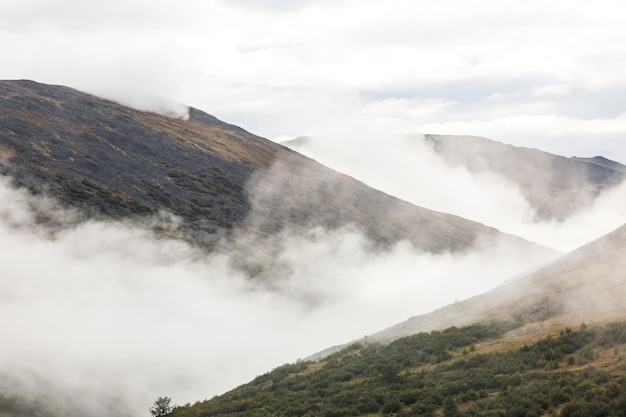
xmin=286 ymin=132 xmax=626 ymax=253
xmin=3 ymin=1 xmax=626 ymax=415
xmin=0 ymin=172 xmax=555 ymax=416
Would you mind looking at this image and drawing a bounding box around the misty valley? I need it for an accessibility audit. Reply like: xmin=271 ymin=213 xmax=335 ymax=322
xmin=1 ymin=80 xmax=626 ymax=417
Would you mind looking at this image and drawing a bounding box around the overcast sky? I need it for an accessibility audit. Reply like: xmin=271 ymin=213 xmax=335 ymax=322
xmin=3 ymin=0 xmax=626 ymax=162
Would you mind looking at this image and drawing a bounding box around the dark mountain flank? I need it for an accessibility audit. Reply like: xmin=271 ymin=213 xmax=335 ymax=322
xmin=425 ymin=135 xmax=626 ymax=221
xmin=0 ymin=80 xmax=275 ymax=241
xmin=0 ymin=80 xmax=527 ymax=253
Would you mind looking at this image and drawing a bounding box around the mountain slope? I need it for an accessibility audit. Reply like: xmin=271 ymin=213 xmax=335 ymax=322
xmin=167 ymin=320 xmax=626 ymax=417
xmin=284 ymin=135 xmax=626 ymax=222
xmin=425 ymin=134 xmax=626 ymax=221
xmin=0 ymin=80 xmax=277 ymax=243
xmin=0 ymin=80 xmax=533 ymax=255
xmin=183 ymin=224 xmax=626 ymax=417
xmin=153 ymin=224 xmax=626 ymax=416
xmin=344 ymin=221 xmax=626 ymax=350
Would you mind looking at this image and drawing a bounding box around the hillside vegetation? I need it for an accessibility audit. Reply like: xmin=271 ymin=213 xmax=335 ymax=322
xmin=3 ymin=80 xmax=626 ymax=417
xmin=168 ymin=320 xmax=626 ymax=417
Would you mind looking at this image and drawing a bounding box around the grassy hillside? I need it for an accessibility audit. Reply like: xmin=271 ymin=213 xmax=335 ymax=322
xmin=166 ymin=319 xmax=626 ymax=417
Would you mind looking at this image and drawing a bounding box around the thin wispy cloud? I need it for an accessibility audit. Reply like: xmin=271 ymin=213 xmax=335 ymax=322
xmin=285 ymin=127 xmax=626 ymax=253
xmin=0 ymin=173 xmax=555 ymax=416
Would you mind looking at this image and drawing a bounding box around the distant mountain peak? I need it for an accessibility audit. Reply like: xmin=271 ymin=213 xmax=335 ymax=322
xmin=424 ymin=134 xmax=626 ymax=221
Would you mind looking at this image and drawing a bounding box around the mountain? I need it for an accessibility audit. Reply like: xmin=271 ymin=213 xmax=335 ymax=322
xmin=3 ymin=80 xmax=626 ymax=416
xmin=0 ymin=80 xmax=534 ymax=257
xmin=284 ymin=135 xmax=626 ymax=222
xmin=310 ymin=221 xmax=626 ymax=359
xmin=167 ymin=320 xmax=626 ymax=417
xmin=163 ymin=223 xmax=626 ymax=417
xmin=424 ymin=134 xmax=626 ymax=221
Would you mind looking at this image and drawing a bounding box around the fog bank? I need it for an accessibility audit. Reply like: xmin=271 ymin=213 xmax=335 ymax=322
xmin=286 ymin=132 xmax=626 ymax=252
xmin=0 ymin=176 xmax=555 ymax=416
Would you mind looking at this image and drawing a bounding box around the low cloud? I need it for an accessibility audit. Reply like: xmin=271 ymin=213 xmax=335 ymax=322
xmin=501 ymin=180 xmax=626 ymax=251
xmin=0 ymin=171 xmax=555 ymax=416
xmin=86 ymin=88 xmax=191 ymax=120
xmin=286 ymin=127 xmax=626 ymax=253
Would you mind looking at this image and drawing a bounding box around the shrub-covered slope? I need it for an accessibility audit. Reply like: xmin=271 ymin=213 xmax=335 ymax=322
xmin=168 ymin=320 xmax=626 ymax=417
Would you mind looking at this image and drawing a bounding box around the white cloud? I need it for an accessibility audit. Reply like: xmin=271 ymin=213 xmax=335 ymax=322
xmin=485 ymin=92 xmax=505 ymax=102
xmin=0 ymin=176 xmax=555 ymax=416
xmin=484 ymin=90 xmax=523 ymax=102
xmin=1 ymin=0 xmax=626 ymax=161
xmin=286 ymin=122 xmax=626 ymax=252
xmin=362 ymin=97 xmax=457 ymax=122
xmin=533 ymin=84 xmax=572 ymax=97
xmin=505 ymin=180 xmax=626 ymax=251
xmin=2 ymin=0 xmax=626 ymax=411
